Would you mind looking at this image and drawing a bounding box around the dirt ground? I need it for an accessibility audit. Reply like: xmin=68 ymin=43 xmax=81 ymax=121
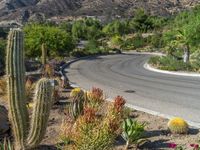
xmin=0 ymin=86 xmax=199 ymax=150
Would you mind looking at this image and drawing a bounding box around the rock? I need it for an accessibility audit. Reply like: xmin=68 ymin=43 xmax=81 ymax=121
xmin=0 ymin=105 xmax=9 ymax=136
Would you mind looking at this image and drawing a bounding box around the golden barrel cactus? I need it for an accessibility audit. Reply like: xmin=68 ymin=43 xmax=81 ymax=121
xmin=167 ymin=117 xmax=189 ymax=134
xmin=70 ymin=88 xmax=84 ymax=97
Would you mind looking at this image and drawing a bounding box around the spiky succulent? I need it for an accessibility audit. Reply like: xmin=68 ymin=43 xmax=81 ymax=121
xmin=6 ymin=28 xmax=53 ymax=149
xmin=167 ymin=117 xmax=188 ymax=134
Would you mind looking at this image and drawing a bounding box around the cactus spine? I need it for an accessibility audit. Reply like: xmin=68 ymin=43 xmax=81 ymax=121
xmin=6 ymin=29 xmax=53 ymax=149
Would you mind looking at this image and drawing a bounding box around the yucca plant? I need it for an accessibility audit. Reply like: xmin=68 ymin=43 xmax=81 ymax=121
xmin=122 ymin=118 xmax=146 ymax=150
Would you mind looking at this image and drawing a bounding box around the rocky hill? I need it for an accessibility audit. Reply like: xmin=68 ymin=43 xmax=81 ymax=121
xmin=0 ymin=0 xmax=199 ymax=24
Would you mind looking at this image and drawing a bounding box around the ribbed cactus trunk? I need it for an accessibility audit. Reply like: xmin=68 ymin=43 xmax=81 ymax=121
xmin=6 ymin=29 xmax=53 ymax=150
xmin=27 ymin=78 xmax=53 ymax=148
xmin=6 ymin=29 xmax=29 ymax=150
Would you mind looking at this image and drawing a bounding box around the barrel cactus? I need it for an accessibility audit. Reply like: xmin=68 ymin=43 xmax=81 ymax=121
xmin=6 ymin=28 xmax=53 ymax=149
xmin=70 ymin=88 xmax=84 ymax=97
xmin=69 ymin=92 xmax=85 ymax=120
xmin=167 ymin=117 xmax=188 ymax=134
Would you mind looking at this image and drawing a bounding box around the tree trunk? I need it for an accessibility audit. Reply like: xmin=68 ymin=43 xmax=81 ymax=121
xmin=41 ymin=43 xmax=47 ymax=65
xmin=183 ymin=45 xmax=190 ymax=63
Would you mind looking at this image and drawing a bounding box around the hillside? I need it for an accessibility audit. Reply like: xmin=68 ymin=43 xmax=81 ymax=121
xmin=0 ymin=0 xmax=200 ymax=24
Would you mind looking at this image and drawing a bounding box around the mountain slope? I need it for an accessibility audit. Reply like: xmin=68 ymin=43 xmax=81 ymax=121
xmin=0 ymin=0 xmax=199 ymax=23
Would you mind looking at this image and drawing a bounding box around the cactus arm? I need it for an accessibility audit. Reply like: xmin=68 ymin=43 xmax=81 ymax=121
xmin=6 ymin=29 xmax=29 ymax=149
xmin=27 ymin=78 xmax=53 ymax=148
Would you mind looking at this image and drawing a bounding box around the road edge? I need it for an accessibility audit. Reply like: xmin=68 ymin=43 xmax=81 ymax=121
xmin=144 ymin=63 xmax=200 ymax=77
xmin=69 ymin=83 xmax=200 ymax=128
xmin=63 ymin=53 xmax=200 ymax=128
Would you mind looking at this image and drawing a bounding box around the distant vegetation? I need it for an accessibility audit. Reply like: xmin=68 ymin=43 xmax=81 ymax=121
xmin=1 ymin=6 xmax=200 ymax=73
xmin=150 ymin=5 xmax=200 ymax=72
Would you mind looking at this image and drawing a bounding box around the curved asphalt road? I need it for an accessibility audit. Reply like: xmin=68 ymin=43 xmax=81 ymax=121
xmin=66 ymin=53 xmax=200 ymax=126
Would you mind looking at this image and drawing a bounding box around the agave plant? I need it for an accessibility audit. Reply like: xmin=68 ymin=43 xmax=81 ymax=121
xmin=0 ymin=138 xmax=14 ymax=150
xmin=122 ymin=118 xmax=146 ymax=150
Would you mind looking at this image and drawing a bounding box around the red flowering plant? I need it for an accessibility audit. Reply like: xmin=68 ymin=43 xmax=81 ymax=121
xmin=190 ymin=144 xmax=200 ymax=150
xmin=168 ymin=143 xmax=200 ymax=150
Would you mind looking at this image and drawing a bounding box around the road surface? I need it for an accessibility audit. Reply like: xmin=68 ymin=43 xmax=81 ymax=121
xmin=66 ymin=53 xmax=200 ymax=126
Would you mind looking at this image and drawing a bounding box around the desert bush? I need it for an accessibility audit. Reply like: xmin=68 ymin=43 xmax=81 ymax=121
xmin=60 ymin=92 xmax=126 ymax=150
xmin=86 ymin=87 xmax=104 ymax=110
xmin=167 ymin=117 xmax=188 ymax=134
xmin=122 ymin=118 xmax=146 ymax=150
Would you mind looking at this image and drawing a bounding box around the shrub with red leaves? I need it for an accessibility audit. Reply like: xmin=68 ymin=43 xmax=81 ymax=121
xmin=114 ymin=96 xmax=126 ymax=112
xmin=83 ymin=107 xmax=96 ymax=123
xmin=91 ymin=87 xmax=103 ymax=100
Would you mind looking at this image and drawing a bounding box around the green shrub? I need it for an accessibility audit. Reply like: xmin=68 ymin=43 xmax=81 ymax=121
xmin=122 ymin=34 xmax=146 ymax=50
xmin=70 ymin=49 xmax=90 ymax=57
xmin=149 ymin=56 xmax=195 ymax=71
xmin=146 ymin=33 xmax=163 ymax=48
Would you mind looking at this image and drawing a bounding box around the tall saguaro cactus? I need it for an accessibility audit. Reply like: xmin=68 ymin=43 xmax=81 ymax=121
xmin=6 ymin=28 xmax=53 ymax=150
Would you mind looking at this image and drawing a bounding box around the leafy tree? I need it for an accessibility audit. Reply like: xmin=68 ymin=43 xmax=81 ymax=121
xmin=164 ymin=7 xmax=200 ymax=63
xmin=129 ymin=8 xmax=154 ymax=32
xmin=103 ymin=20 xmax=128 ymax=36
xmin=72 ymin=20 xmax=86 ymax=40
xmin=24 ymin=24 xmax=75 ymax=60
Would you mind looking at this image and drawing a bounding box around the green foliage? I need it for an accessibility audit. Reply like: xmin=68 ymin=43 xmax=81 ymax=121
xmin=146 ymin=33 xmax=164 ymax=48
xmin=103 ymin=20 xmax=128 ymax=36
xmin=122 ymin=34 xmax=146 ymax=50
xmin=129 ymin=8 xmax=154 ymax=32
xmin=122 ymin=118 xmax=146 ymax=149
xmin=24 ymin=23 xmax=75 ymax=58
xmin=163 ymin=5 xmax=200 ymax=63
xmin=72 ymin=18 xmax=102 ymax=40
xmin=85 ymin=40 xmax=100 ymax=53
xmin=149 ymin=56 xmax=200 ymax=72
xmin=110 ymin=35 xmax=123 ymax=48
xmin=0 ymin=138 xmax=14 ymax=150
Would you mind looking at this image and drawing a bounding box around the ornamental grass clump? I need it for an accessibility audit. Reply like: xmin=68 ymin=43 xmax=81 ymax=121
xmin=167 ymin=117 xmax=189 ymax=134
